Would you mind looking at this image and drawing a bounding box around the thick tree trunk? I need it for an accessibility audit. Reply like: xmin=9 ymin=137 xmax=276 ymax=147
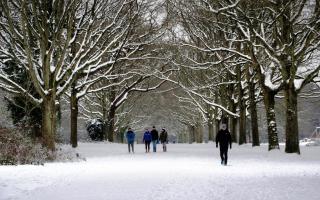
xmin=70 ymin=83 xmax=78 ymax=148
xmin=106 ymin=106 xmax=116 ymax=142
xmin=230 ymin=116 xmax=237 ymax=143
xmin=226 ymin=70 xmax=237 ymax=143
xmin=69 ymin=19 xmax=78 ymax=147
xmin=188 ymin=125 xmax=195 ymax=144
xmin=248 ymin=80 xmax=260 ymax=146
xmin=284 ymin=85 xmax=300 ymax=154
xmin=42 ymin=95 xmax=57 ymax=151
xmin=237 ymin=64 xmax=246 ymax=145
xmin=238 ymin=85 xmax=246 ymax=145
xmin=263 ymin=89 xmax=280 ymax=150
xmin=230 ymin=103 xmax=238 ymax=143
xmin=195 ymin=123 xmax=203 ymax=143
xmin=214 ymin=119 xmax=220 ymax=139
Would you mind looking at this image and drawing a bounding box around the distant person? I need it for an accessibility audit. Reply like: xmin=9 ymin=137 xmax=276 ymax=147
xmin=150 ymin=126 xmax=159 ymax=152
xmin=159 ymin=128 xmax=168 ymax=152
xmin=216 ymin=123 xmax=232 ymax=165
xmin=126 ymin=127 xmax=135 ymax=153
xmin=143 ymin=128 xmax=152 ymax=153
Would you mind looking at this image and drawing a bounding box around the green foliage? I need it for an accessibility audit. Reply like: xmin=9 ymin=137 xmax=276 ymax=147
xmin=3 ymin=61 xmax=42 ymax=135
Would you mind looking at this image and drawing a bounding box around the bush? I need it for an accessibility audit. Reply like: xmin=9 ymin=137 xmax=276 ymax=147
xmin=86 ymin=118 xmax=104 ymax=141
xmin=0 ymin=127 xmax=49 ymax=165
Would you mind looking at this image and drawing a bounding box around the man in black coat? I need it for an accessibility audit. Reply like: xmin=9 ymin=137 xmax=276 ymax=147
xmin=150 ymin=126 xmax=159 ymax=152
xmin=159 ymin=128 xmax=168 ymax=152
xmin=216 ymin=123 xmax=232 ymax=165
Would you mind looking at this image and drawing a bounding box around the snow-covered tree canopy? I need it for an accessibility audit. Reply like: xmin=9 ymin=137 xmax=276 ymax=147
xmin=0 ymin=0 xmax=140 ymax=103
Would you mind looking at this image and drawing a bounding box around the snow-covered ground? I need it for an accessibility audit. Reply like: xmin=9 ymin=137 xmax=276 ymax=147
xmin=1 ymin=143 xmax=320 ymax=200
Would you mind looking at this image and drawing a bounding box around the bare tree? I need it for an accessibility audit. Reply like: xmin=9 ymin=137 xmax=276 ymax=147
xmin=0 ymin=0 xmax=138 ymax=150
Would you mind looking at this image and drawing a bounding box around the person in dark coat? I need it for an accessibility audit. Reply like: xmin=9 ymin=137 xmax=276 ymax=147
xmin=159 ymin=128 xmax=168 ymax=152
xmin=216 ymin=123 xmax=232 ymax=165
xmin=150 ymin=126 xmax=159 ymax=152
xmin=126 ymin=127 xmax=135 ymax=153
xmin=143 ymin=128 xmax=152 ymax=153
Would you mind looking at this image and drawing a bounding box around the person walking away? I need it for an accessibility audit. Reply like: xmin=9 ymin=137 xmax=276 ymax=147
xmin=159 ymin=128 xmax=168 ymax=152
xmin=150 ymin=126 xmax=159 ymax=152
xmin=143 ymin=128 xmax=152 ymax=153
xmin=216 ymin=123 xmax=232 ymax=165
xmin=126 ymin=127 xmax=135 ymax=153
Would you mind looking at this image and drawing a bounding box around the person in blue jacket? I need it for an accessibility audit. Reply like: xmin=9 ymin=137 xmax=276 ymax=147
xmin=126 ymin=127 xmax=135 ymax=153
xmin=143 ymin=128 xmax=152 ymax=153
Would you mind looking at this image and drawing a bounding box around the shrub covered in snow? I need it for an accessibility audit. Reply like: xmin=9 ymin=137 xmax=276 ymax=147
xmin=0 ymin=127 xmax=49 ymax=165
xmin=0 ymin=127 xmax=85 ymax=165
xmin=86 ymin=119 xmax=104 ymax=141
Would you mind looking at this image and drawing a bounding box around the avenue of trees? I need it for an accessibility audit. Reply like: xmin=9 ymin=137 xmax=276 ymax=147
xmin=0 ymin=0 xmax=319 ymax=155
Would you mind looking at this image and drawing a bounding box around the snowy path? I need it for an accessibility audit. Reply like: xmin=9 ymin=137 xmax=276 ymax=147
xmin=1 ymin=143 xmax=320 ymax=200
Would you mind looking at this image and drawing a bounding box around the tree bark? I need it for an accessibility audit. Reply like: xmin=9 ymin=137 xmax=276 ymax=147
xmin=106 ymin=106 xmax=116 ymax=142
xmin=188 ymin=125 xmax=195 ymax=144
xmin=208 ymin=119 xmax=214 ymax=142
xmin=207 ymin=104 xmax=214 ymax=141
xmin=195 ymin=123 xmax=203 ymax=143
xmin=238 ymin=100 xmax=246 ymax=145
xmin=226 ymin=71 xmax=237 ymax=143
xmin=42 ymin=94 xmax=57 ymax=151
xmin=263 ymin=89 xmax=280 ymax=150
xmin=248 ymin=78 xmax=260 ymax=146
xmin=230 ymin=104 xmax=238 ymax=143
xmin=284 ymin=84 xmax=300 ymax=154
xmin=70 ymin=83 xmax=78 ymax=148
xmin=214 ymin=119 xmax=220 ymax=139
xmin=237 ymin=64 xmax=246 ymax=145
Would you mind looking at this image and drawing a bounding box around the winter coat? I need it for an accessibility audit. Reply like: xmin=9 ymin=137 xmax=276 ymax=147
xmin=126 ymin=130 xmax=135 ymax=143
xmin=159 ymin=130 xmax=168 ymax=143
xmin=216 ymin=129 xmax=232 ymax=149
xmin=150 ymin=129 xmax=159 ymax=141
xmin=143 ymin=131 xmax=152 ymax=142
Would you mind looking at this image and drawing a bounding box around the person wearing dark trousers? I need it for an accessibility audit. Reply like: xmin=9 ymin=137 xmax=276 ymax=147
xmin=126 ymin=127 xmax=135 ymax=153
xmin=159 ymin=128 xmax=168 ymax=152
xmin=216 ymin=123 xmax=232 ymax=165
xmin=143 ymin=128 xmax=152 ymax=153
xmin=150 ymin=126 xmax=159 ymax=152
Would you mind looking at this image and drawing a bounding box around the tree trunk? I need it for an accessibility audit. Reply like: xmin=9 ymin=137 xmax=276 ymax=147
xmin=263 ymin=89 xmax=280 ymax=150
xmin=106 ymin=106 xmax=116 ymax=142
xmin=230 ymin=103 xmax=238 ymax=143
xmin=238 ymin=101 xmax=246 ymax=145
xmin=188 ymin=125 xmax=195 ymax=144
xmin=248 ymin=80 xmax=260 ymax=146
xmin=284 ymin=84 xmax=300 ymax=154
xmin=196 ymin=123 xmax=203 ymax=143
xmin=42 ymin=94 xmax=57 ymax=151
xmin=226 ymin=70 xmax=237 ymax=143
xmin=69 ymin=18 xmax=78 ymax=148
xmin=208 ymin=119 xmax=214 ymax=142
xmin=70 ymin=83 xmax=78 ymax=148
xmin=237 ymin=64 xmax=246 ymax=145
xmin=214 ymin=119 xmax=220 ymax=139
xmin=207 ymin=104 xmax=214 ymax=141
xmin=230 ymin=117 xmax=237 ymax=143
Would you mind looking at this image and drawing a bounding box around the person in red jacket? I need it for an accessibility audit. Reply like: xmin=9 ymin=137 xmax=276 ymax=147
xmin=216 ymin=123 xmax=232 ymax=165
